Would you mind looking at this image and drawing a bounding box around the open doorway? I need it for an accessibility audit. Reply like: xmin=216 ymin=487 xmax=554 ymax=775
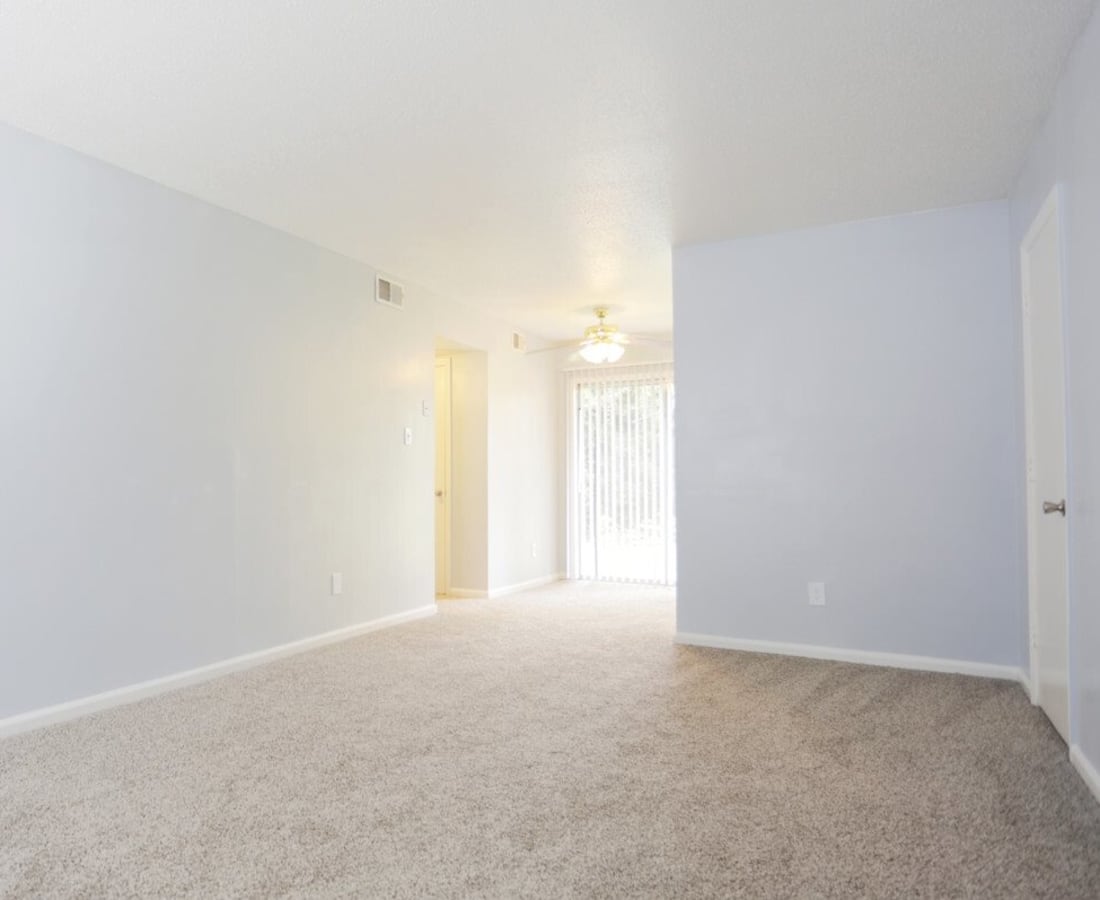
xmin=434 ymin=340 xmax=489 ymax=598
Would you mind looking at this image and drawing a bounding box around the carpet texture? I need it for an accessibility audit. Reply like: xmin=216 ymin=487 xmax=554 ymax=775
xmin=1 ymin=582 xmax=1098 ymax=898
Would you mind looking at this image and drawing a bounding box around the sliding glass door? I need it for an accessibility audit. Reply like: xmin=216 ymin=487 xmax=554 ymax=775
xmin=567 ymin=363 xmax=676 ymax=585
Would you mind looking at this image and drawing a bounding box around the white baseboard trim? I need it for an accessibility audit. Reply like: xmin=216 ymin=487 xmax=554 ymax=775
xmin=0 ymin=604 xmax=438 ymax=740
xmin=1016 ymin=668 xmax=1034 ymax=701
xmin=446 ymin=574 xmax=563 ymax=601
xmin=675 ymin=632 xmax=1025 ymax=682
xmin=489 ymin=573 xmax=565 ymax=599
xmin=1070 ymin=745 xmax=1100 ymax=806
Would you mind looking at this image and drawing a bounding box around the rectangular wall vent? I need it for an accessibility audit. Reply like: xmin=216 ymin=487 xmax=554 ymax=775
xmin=376 ymin=275 xmax=405 ymax=309
xmin=512 ymin=332 xmax=527 ymax=352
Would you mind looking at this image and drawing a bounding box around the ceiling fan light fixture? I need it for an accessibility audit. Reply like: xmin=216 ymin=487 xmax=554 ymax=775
xmin=579 ymin=339 xmax=625 ymax=364
xmin=576 ymin=307 xmax=626 ymax=364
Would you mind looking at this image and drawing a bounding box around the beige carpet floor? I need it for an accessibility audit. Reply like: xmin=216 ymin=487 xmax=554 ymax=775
xmin=1 ymin=581 xmax=1099 ymax=898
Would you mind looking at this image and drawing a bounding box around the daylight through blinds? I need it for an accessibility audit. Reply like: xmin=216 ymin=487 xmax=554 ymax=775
xmin=567 ymin=363 xmax=676 ymax=585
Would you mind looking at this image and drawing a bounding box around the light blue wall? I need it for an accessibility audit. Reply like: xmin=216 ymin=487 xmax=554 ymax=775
xmin=674 ymin=201 xmax=1024 ymax=665
xmin=0 ymin=123 xmax=562 ymax=720
xmin=1011 ymin=6 xmax=1100 ymax=774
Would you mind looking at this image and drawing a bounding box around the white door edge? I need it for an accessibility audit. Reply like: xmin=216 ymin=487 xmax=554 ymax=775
xmin=1019 ymin=183 xmax=1072 ymax=733
xmin=434 ymin=356 xmax=453 ymax=597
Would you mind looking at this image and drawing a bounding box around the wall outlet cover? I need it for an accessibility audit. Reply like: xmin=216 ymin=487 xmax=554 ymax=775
xmin=331 ymin=572 xmax=343 ymax=596
xmin=808 ymin=582 xmax=826 ymax=606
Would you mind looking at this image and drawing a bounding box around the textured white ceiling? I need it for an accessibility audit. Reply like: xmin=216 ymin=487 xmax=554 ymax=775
xmin=0 ymin=1 xmax=1095 ymax=339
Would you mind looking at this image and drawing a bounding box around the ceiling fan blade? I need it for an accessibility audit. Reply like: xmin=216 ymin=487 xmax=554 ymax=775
xmin=622 ymin=334 xmax=673 ymax=346
xmin=524 ymin=340 xmax=580 ymax=355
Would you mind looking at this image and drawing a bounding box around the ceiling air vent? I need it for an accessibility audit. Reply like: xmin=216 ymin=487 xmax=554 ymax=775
xmin=376 ymin=275 xmax=405 ymax=309
xmin=512 ymin=332 xmax=527 ymax=352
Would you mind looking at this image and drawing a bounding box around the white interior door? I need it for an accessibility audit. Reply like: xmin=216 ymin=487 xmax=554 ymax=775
xmin=434 ymin=357 xmax=452 ymax=597
xmin=1021 ymin=188 xmax=1070 ymax=743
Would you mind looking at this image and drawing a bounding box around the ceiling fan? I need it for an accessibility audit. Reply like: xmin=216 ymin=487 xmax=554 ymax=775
xmin=526 ymin=308 xmax=671 ymax=364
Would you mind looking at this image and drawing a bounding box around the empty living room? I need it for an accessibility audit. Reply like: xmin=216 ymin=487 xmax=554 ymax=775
xmin=3 ymin=1 xmax=1100 ymax=897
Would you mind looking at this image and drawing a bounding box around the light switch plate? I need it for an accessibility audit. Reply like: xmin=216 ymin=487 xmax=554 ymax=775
xmin=404 ymin=427 xmax=413 ymax=445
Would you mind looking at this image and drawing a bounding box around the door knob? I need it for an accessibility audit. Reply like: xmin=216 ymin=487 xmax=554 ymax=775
xmin=435 ymin=490 xmax=444 ymax=498
xmin=1042 ymin=499 xmax=1066 ymax=516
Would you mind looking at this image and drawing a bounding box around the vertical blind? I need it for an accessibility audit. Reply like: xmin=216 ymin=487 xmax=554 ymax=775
xmin=566 ymin=363 xmax=676 ymax=586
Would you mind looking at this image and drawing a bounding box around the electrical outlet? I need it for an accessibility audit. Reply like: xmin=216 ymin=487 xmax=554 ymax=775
xmin=331 ymin=572 xmax=343 ymax=596
xmin=531 ymin=541 xmax=537 ymax=558
xmin=807 ymin=582 xmax=826 ymax=607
